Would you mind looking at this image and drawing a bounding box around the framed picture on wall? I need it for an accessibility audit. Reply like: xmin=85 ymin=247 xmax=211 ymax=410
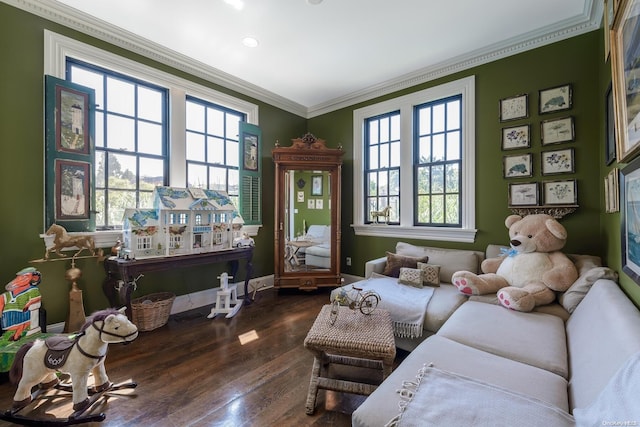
xmin=606 ymin=83 xmax=617 ymax=165
xmin=501 ymin=124 xmax=531 ymax=150
xmin=499 ymin=94 xmax=528 ymax=122
xmin=311 ymin=175 xmax=323 ymax=196
xmin=542 ymin=179 xmax=577 ymax=205
xmin=611 ymin=0 xmax=640 ymax=162
xmin=539 ymin=84 xmax=572 ymax=114
xmin=508 ymin=182 xmax=538 ymax=207
xmin=541 ymin=148 xmax=574 ymax=175
xmin=503 ymin=153 xmax=533 ymax=178
xmin=55 ymin=159 xmax=91 ymax=220
xmin=620 ymin=157 xmax=640 ymax=284
xmin=541 ymin=116 xmax=575 ymax=145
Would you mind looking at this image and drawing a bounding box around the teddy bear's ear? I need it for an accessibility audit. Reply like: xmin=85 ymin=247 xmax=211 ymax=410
xmin=505 ymin=215 xmax=522 ymax=228
xmin=545 ymin=218 xmax=567 ymax=240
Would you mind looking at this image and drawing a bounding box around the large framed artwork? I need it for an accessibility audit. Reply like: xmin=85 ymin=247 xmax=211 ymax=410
xmin=238 ymin=122 xmax=262 ymax=225
xmin=620 ymin=156 xmax=640 ymax=285
xmin=611 ymin=0 xmax=640 ymax=162
xmin=45 ymin=75 xmax=95 ymax=232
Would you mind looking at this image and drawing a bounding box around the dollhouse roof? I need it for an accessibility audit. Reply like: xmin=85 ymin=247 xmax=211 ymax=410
xmin=153 ymin=186 xmax=236 ymax=212
xmin=123 ymin=208 xmax=160 ymax=227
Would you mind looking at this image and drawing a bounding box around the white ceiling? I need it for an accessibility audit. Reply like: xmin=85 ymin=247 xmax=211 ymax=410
xmin=10 ymin=0 xmax=602 ymax=117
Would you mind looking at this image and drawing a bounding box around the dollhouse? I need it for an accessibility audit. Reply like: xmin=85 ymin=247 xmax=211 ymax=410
xmin=121 ymin=186 xmax=241 ymax=258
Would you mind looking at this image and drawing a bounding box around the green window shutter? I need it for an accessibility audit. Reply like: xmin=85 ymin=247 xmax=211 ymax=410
xmin=238 ymin=123 xmax=262 ymax=225
xmin=44 ymin=75 xmax=96 ymax=232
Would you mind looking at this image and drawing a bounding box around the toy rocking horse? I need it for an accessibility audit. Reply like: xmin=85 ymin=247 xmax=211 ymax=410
xmin=0 ymin=308 xmax=138 ymax=425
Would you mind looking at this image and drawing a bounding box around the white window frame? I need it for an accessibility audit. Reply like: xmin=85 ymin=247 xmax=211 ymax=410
xmin=43 ymin=30 xmax=261 ymax=247
xmin=352 ymin=76 xmax=477 ymax=243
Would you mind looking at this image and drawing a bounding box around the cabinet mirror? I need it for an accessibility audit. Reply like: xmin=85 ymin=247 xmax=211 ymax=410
xmin=273 ymin=134 xmax=343 ymax=290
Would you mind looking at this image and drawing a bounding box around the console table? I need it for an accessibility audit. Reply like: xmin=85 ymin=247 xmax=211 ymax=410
xmin=103 ymin=247 xmax=253 ymax=317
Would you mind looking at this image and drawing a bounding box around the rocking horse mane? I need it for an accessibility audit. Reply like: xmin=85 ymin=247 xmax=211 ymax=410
xmin=80 ymin=308 xmax=121 ymax=333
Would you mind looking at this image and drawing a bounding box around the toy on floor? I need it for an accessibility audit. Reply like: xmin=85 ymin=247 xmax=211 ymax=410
xmin=451 ymin=214 xmax=578 ymax=312
xmin=0 ymin=307 xmax=138 ymax=425
xmin=0 ymin=267 xmax=42 ymax=343
xmin=207 ymin=272 xmax=243 ymax=319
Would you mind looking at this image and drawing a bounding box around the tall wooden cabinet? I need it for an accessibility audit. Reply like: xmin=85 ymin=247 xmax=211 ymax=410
xmin=272 ymin=134 xmax=344 ymax=290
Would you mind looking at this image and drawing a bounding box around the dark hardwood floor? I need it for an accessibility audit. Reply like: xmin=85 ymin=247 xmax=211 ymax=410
xmin=0 ymin=287 xmax=406 ymax=426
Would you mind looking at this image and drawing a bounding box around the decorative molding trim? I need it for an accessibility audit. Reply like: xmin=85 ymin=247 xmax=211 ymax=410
xmin=510 ymin=206 xmax=579 ymax=219
xmin=6 ymin=0 xmax=601 ymax=118
xmin=351 ymin=224 xmax=478 ymax=244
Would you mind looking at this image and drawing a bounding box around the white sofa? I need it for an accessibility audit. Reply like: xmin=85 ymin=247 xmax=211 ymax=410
xmin=352 ymin=278 xmax=640 ymax=426
xmin=301 ymin=225 xmax=331 ymax=268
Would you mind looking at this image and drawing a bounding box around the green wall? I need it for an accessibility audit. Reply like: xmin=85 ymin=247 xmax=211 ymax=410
xmin=2 ymin=0 xmax=639 ymax=323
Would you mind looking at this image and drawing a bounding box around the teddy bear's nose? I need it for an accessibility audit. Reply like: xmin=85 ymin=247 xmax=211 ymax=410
xmin=510 ymin=239 xmax=521 ymax=247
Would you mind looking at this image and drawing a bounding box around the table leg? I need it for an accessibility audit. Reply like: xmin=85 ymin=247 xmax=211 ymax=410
xmin=102 ymin=266 xmax=119 ymax=308
xmin=305 ymin=356 xmax=322 ymax=415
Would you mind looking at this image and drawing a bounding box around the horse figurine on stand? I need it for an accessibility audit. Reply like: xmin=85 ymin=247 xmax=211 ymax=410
xmin=1 ymin=308 xmax=138 ymax=425
xmin=44 ymin=224 xmax=96 ymax=260
xmin=370 ymin=206 xmax=392 ymax=224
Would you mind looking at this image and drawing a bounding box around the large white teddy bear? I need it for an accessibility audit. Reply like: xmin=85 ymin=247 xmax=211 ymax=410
xmin=451 ymin=214 xmax=578 ymax=312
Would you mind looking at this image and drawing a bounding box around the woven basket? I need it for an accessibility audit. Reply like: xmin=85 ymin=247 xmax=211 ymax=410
xmin=130 ymin=292 xmax=176 ymax=331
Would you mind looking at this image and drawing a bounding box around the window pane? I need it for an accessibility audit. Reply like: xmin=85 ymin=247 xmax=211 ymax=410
xmin=107 ymin=189 xmax=136 ymax=226
xmin=188 ymin=163 xmax=207 ymax=188
xmin=417 ymin=195 xmax=430 ymax=223
xmin=368 ymin=172 xmax=378 ymax=196
xmin=367 ymin=198 xmax=377 ymax=221
xmin=368 ymin=146 xmax=379 ymax=170
xmin=209 ymin=166 xmax=226 ymax=191
xmin=447 ymin=100 xmax=461 ymax=130
xmin=368 ymin=120 xmax=379 ymax=144
xmin=186 ymin=101 xmax=204 ymax=132
xmin=106 ymin=76 xmax=134 ymax=116
xmin=139 ymin=157 xmax=164 ymax=190
xmin=446 ymin=163 xmax=460 ymax=192
xmin=379 ymin=143 xmax=389 ymax=168
xmin=419 ymin=106 xmax=431 ymax=135
xmin=226 ymin=140 xmax=239 ymax=167
xmin=207 ymin=107 xmax=224 ymax=136
xmin=95 ymin=151 xmax=105 ymax=188
xmin=109 ymin=153 xmax=137 ymax=189
xmin=390 ymin=114 xmax=400 ymax=141
xmin=378 ymin=170 xmax=388 ymax=196
xmin=432 ymin=104 xmax=445 ymax=133
xmin=432 ymin=165 xmax=444 ymax=193
xmin=379 ymin=116 xmax=389 ymax=142
xmin=186 ymin=132 xmax=205 ymax=161
xmin=432 ymin=134 xmax=445 ymax=162
xmin=446 ymin=194 xmax=459 ymax=223
xmin=417 ymin=166 xmax=430 ymax=193
xmin=138 ymin=121 xmax=163 ymax=155
xmin=106 ymin=114 xmax=135 ymax=151
xmin=389 ymin=169 xmax=400 ymax=195
xmin=431 ymin=195 xmax=444 ymax=223
xmin=228 ymin=169 xmax=239 ymax=196
xmin=447 ymin=131 xmax=461 ymax=160
xmin=390 ymin=141 xmax=400 ymax=167
xmin=95 ymin=190 xmax=105 ymax=227
xmin=71 ymin=66 xmax=104 ymax=108
xmin=138 ymin=86 xmax=162 ymax=122
xmin=389 ymin=196 xmax=399 ymax=222
xmin=226 ymin=113 xmax=241 ymax=140
xmin=207 ymin=136 xmax=224 ymax=164
xmin=95 ymin=111 xmax=104 ymax=148
xmin=419 ymin=136 xmax=431 ymax=163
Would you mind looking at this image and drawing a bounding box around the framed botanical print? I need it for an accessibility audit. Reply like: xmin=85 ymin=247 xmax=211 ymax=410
xmin=541 ymin=148 xmax=575 ymax=175
xmin=499 ymin=94 xmax=528 ymax=122
xmin=503 ymin=153 xmax=533 ymax=178
xmin=539 ymin=84 xmax=572 ymax=114
xmin=543 ymin=180 xmax=577 ymax=205
xmin=541 ymin=116 xmax=575 ymax=145
xmin=501 ymin=124 xmax=530 ymax=150
xmin=508 ymin=182 xmax=538 ymax=207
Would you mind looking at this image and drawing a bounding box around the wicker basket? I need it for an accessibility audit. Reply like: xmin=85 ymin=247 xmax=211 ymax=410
xmin=130 ymin=292 xmax=176 ymax=331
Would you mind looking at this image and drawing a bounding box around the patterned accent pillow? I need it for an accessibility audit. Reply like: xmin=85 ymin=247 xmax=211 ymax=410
xmin=418 ymin=262 xmax=441 ymax=287
xmin=382 ymin=252 xmax=429 ymax=278
xmin=398 ymin=267 xmax=424 ymax=288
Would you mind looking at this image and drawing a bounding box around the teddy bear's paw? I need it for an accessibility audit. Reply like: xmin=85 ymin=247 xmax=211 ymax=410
xmin=498 ymin=288 xmax=535 ymax=312
xmin=451 ymin=273 xmax=479 ymax=295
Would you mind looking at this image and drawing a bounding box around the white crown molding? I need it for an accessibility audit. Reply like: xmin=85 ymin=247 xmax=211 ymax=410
xmin=5 ymin=0 xmax=601 ymax=119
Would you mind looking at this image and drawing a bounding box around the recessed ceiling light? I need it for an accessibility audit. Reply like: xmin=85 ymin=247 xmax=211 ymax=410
xmin=242 ymin=37 xmax=259 ymax=48
xmin=307 ymin=0 xmax=323 ymax=4
xmin=224 ymin=0 xmax=244 ymax=11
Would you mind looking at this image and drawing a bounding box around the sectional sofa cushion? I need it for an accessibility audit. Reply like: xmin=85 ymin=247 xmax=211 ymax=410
xmin=395 ymin=242 xmax=482 ymax=283
xmin=351 ymin=335 xmax=570 ymax=427
xmin=382 ymin=251 xmax=429 ymax=278
xmin=437 ymin=301 xmax=569 ymax=378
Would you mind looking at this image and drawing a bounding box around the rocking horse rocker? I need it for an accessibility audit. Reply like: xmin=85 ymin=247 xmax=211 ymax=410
xmin=0 ymin=308 xmax=139 ymax=426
